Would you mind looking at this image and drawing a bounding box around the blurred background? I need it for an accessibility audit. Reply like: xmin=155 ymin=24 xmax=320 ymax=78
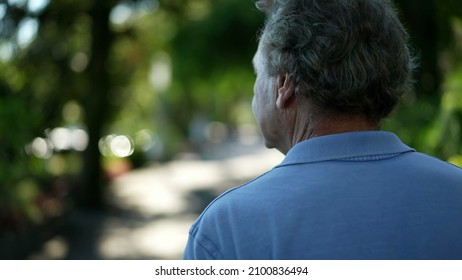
xmin=0 ymin=0 xmax=461 ymax=259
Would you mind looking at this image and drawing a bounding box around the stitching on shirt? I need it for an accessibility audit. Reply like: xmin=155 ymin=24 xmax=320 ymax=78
xmin=189 ymin=231 xmax=224 ymax=259
xmin=275 ymin=151 xmax=415 ymax=168
xmin=337 ymin=152 xmax=405 ymax=162
xmin=187 ymin=169 xmax=275 ymax=259
xmin=195 ymin=169 xmax=275 ymax=217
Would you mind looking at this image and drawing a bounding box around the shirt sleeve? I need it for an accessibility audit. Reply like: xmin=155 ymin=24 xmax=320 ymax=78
xmin=182 ymin=232 xmax=216 ymax=260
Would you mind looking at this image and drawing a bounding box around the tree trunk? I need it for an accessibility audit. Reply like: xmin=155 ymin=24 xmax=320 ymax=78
xmin=80 ymin=2 xmax=113 ymax=209
xmin=395 ymin=0 xmax=441 ymax=97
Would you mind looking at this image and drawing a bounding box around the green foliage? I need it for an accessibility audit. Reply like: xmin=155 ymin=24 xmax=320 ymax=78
xmin=0 ymin=60 xmax=41 ymax=220
xmin=424 ymin=63 xmax=462 ymax=161
xmin=384 ymin=18 xmax=462 ymax=165
xmin=1 ymin=0 xmax=462 ymax=232
xmin=167 ymin=0 xmax=263 ymax=136
xmin=109 ymin=0 xmax=263 ymax=158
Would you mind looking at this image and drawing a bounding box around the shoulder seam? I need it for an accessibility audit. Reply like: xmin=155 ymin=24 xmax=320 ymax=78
xmin=195 ymin=168 xmax=275 ymax=220
xmin=188 ymin=168 xmax=276 ymax=259
xmin=187 ymin=232 xmax=222 ymax=259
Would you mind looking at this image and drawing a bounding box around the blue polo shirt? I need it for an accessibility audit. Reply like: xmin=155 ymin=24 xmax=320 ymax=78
xmin=183 ymin=131 xmax=462 ymax=259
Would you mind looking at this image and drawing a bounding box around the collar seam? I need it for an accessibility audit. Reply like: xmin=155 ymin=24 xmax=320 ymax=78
xmin=277 ymin=150 xmax=415 ymax=167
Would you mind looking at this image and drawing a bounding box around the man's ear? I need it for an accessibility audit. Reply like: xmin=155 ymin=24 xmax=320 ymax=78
xmin=276 ymin=73 xmax=295 ymax=109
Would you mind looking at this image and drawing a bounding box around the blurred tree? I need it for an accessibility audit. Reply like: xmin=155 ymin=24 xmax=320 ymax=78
xmin=80 ymin=0 xmax=116 ymax=208
xmin=384 ymin=0 xmax=462 ymax=160
xmin=0 ymin=0 xmax=134 ymax=217
xmin=1 ymin=0 xmax=461 ymax=241
xmin=395 ymin=0 xmax=462 ymax=96
xmin=0 ymin=0 xmax=90 ymax=228
xmin=168 ymin=0 xmax=263 ymax=138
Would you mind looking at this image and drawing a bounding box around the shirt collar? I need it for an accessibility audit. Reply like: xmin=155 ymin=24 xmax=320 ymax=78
xmin=279 ymin=131 xmax=415 ymax=166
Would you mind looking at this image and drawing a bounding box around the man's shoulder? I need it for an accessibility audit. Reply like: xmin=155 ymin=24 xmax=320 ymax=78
xmin=412 ymin=151 xmax=462 ymax=174
xmin=186 ymin=170 xmax=278 ymax=259
xmin=200 ymin=170 xmax=274 ymax=216
xmin=189 ymin=168 xmax=281 ymax=235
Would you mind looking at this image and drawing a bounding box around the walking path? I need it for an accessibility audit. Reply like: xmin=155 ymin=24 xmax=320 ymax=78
xmin=29 ymin=141 xmax=283 ymax=259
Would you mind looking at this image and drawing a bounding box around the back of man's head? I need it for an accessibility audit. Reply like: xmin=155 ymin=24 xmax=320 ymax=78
xmin=256 ymin=0 xmax=416 ymax=123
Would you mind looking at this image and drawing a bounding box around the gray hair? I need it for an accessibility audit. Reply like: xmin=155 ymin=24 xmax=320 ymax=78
xmin=256 ymin=0 xmax=416 ymax=122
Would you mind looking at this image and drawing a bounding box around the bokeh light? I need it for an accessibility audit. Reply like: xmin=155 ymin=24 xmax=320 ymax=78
xmin=27 ymin=0 xmax=50 ymax=14
xmin=17 ymin=17 xmax=39 ymax=48
xmin=99 ymin=134 xmax=135 ymax=158
xmin=30 ymin=137 xmax=53 ymax=159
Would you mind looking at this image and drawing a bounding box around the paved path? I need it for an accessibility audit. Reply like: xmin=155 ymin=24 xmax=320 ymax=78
xmin=29 ymin=141 xmax=283 ymax=259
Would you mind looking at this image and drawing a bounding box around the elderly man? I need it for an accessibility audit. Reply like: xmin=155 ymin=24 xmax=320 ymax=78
xmin=183 ymin=0 xmax=462 ymax=259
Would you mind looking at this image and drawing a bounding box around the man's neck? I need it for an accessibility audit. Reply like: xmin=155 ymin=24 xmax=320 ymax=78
xmin=313 ymin=115 xmax=379 ymax=137
xmin=281 ymin=115 xmax=378 ymax=155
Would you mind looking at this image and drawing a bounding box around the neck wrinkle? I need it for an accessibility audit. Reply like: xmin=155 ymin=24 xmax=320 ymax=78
xmin=286 ymin=114 xmax=379 ymax=154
